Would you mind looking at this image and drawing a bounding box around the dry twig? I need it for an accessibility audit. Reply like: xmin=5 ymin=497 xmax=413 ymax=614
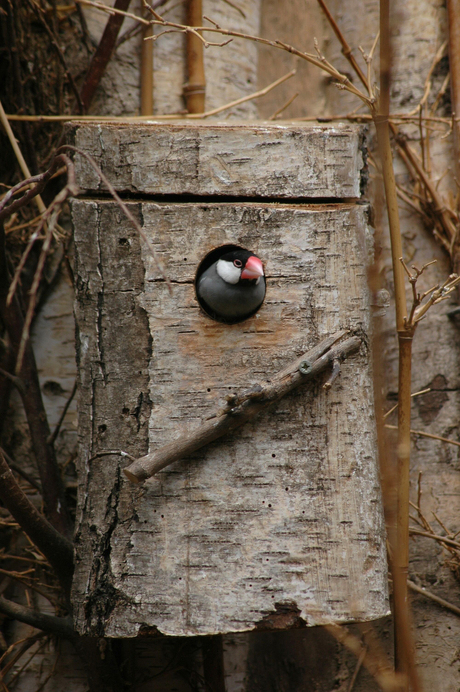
xmin=0 ymin=450 xmax=73 ymax=591
xmin=400 ymin=258 xmax=460 ymax=328
xmin=124 ymin=331 xmax=360 ymax=482
xmin=325 ymin=624 xmax=405 ymax=692
xmin=385 ymin=424 xmax=460 ymax=448
xmin=408 ymin=580 xmax=460 ymax=618
xmin=77 ymin=0 xmax=372 ymax=105
xmin=79 ymin=0 xmax=132 ymax=112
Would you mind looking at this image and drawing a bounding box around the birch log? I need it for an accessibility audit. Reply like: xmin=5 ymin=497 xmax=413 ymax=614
xmin=70 ymin=122 xmax=388 ymax=638
xmin=68 ymin=121 xmax=366 ymax=198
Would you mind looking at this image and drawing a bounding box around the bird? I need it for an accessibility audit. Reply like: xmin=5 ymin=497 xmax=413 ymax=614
xmin=196 ymin=249 xmax=266 ymax=323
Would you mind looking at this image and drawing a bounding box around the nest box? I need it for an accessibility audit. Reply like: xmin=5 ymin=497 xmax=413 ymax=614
xmin=70 ymin=122 xmax=388 ymax=637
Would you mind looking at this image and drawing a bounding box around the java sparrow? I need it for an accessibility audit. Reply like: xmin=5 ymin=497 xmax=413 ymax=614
xmin=196 ymin=249 xmax=265 ymax=323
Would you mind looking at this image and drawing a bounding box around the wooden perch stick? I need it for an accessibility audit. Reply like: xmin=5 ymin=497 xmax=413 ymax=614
xmin=124 ymin=330 xmax=361 ymax=483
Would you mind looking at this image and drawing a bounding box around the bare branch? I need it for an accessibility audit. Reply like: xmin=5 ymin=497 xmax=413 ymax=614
xmin=79 ymin=0 xmax=133 ymax=113
xmin=400 ymin=258 xmax=460 ymax=327
xmin=0 ymin=450 xmax=73 ymax=591
xmin=27 ymin=0 xmax=84 ymax=114
xmin=408 ymin=580 xmax=460 ymax=618
xmin=0 ymin=447 xmax=41 ymax=491
xmin=0 ymin=225 xmax=72 ymax=536
xmin=12 ymin=162 xmax=79 ymax=374
xmin=409 ymin=528 xmax=460 ymax=550
xmin=317 ymin=0 xmax=368 ymax=90
xmin=197 ymin=69 xmax=296 ymax=119
xmin=124 ymin=331 xmax=360 ymax=482
xmin=47 ymin=380 xmax=78 ymax=446
xmin=219 ymin=0 xmax=246 ymax=18
xmin=269 ymin=91 xmax=299 ymax=120
xmin=0 ymin=596 xmax=74 ymax=638
xmin=325 ymin=624 xmax=405 ymax=692
xmin=385 ymin=424 xmax=460 ymax=448
xmin=0 ymin=99 xmax=46 ymax=216
xmin=394 ymin=130 xmax=458 ymax=246
xmin=76 ymin=0 xmax=371 ymax=104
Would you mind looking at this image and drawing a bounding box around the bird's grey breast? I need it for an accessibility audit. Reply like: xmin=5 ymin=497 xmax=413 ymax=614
xmin=197 ymin=264 xmax=265 ymax=320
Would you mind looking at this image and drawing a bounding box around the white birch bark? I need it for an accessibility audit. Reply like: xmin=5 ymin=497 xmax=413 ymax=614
xmin=71 ymin=122 xmax=388 ymax=637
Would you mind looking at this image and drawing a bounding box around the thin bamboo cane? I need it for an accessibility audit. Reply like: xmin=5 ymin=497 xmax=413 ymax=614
xmin=184 ymin=0 xmax=205 ymax=113
xmin=375 ymin=2 xmax=420 ymax=689
xmin=141 ymin=21 xmax=154 ymax=115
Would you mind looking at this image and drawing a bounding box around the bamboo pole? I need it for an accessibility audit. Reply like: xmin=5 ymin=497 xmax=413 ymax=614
xmin=141 ymin=20 xmax=154 ymax=114
xmin=374 ymin=2 xmax=419 ymax=689
xmin=184 ymin=0 xmax=205 ymax=113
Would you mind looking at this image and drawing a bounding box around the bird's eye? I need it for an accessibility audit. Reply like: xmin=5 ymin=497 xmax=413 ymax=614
xmin=233 ymin=259 xmax=243 ymax=268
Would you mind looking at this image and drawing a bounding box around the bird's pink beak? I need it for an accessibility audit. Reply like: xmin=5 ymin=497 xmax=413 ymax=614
xmin=241 ymin=255 xmax=264 ymax=280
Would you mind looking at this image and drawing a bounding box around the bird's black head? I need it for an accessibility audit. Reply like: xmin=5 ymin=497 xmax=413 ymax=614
xmin=216 ymin=250 xmax=265 ymax=285
xmin=218 ymin=249 xmax=255 ymax=266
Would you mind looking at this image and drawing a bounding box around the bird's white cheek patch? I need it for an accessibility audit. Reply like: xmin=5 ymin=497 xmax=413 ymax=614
xmin=216 ymin=259 xmax=241 ymax=284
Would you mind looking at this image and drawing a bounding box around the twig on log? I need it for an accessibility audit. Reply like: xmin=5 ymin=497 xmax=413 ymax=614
xmin=323 ymin=358 xmax=341 ymax=390
xmin=124 ymin=330 xmax=360 ymax=483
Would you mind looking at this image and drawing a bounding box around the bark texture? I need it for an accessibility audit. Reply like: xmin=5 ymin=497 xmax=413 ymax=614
xmin=71 ymin=122 xmax=387 ymax=638
xmin=70 ymin=121 xmax=365 ymax=198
